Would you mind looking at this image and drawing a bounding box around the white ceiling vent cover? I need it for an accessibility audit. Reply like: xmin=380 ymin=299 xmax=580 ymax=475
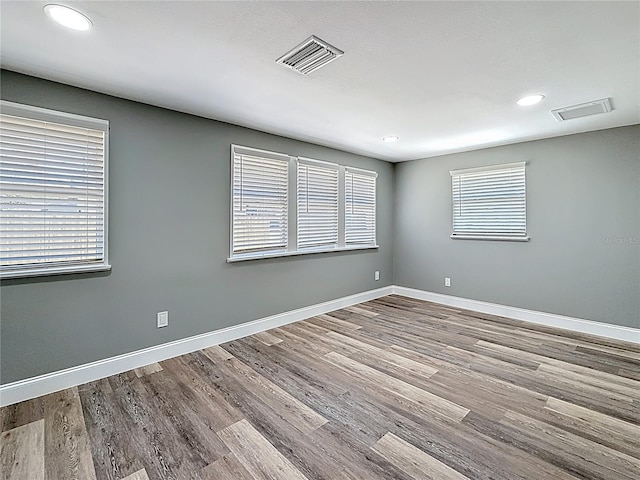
xmin=277 ymin=35 xmax=344 ymax=75
xmin=551 ymin=98 xmax=613 ymax=121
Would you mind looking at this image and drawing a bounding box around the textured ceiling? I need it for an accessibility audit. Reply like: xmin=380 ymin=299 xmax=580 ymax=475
xmin=1 ymin=1 xmax=638 ymax=161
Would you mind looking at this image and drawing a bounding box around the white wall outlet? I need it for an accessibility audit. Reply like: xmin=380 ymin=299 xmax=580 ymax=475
xmin=374 ymin=270 xmax=380 ymax=281
xmin=445 ymin=277 xmax=451 ymax=287
xmin=157 ymin=311 xmax=169 ymax=328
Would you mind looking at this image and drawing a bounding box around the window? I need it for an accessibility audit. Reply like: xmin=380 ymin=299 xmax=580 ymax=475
xmin=345 ymin=167 xmax=377 ymax=246
xmin=229 ymin=145 xmax=377 ymax=261
xmin=297 ymin=158 xmax=339 ymax=250
xmin=231 ymin=145 xmax=289 ymax=257
xmin=0 ymin=101 xmax=110 ymax=278
xmin=450 ymin=162 xmax=528 ymax=241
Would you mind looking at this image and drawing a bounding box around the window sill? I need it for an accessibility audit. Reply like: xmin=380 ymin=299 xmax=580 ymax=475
xmin=227 ymin=245 xmax=379 ymax=263
xmin=450 ymin=234 xmax=530 ymax=242
xmin=0 ymin=263 xmax=112 ymax=280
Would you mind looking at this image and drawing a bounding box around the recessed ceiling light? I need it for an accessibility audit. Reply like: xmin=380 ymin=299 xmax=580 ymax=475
xmin=517 ymin=94 xmax=545 ymax=106
xmin=382 ymin=135 xmax=399 ymax=143
xmin=44 ymin=4 xmax=92 ymax=31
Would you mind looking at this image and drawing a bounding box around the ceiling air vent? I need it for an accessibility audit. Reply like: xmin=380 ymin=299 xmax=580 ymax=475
xmin=551 ymin=98 xmax=613 ymax=121
xmin=276 ymin=35 xmax=344 ymax=75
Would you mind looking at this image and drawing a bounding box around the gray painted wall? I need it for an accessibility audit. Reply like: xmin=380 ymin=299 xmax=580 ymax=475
xmin=394 ymin=126 xmax=640 ymax=329
xmin=1 ymin=70 xmax=638 ymax=385
xmin=0 ymin=71 xmax=394 ymax=383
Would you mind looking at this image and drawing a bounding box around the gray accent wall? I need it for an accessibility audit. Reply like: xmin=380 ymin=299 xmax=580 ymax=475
xmin=0 ymin=71 xmax=394 ymax=384
xmin=394 ymin=126 xmax=640 ymax=329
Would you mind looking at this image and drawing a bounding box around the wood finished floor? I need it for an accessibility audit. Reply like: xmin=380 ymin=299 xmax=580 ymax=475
xmin=2 ymin=295 xmax=640 ymax=480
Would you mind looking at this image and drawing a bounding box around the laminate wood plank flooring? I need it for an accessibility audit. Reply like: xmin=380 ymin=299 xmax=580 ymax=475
xmin=251 ymin=332 xmax=283 ymax=347
xmin=199 ymin=454 xmax=253 ymax=480
xmin=121 ymin=470 xmax=150 ymax=480
xmin=134 ymin=364 xmax=163 ymax=378
xmin=217 ymin=419 xmax=308 ymax=480
xmin=43 ymin=388 xmax=96 ymax=480
xmin=1 ymin=419 xmax=44 ymax=480
xmin=2 ymin=295 xmax=639 ymax=480
xmin=372 ymin=432 xmax=469 ymax=480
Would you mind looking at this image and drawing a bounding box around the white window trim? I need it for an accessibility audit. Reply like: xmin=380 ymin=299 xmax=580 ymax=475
xmin=228 ymin=145 xmax=378 ymax=262
xmin=227 ymin=244 xmax=378 ymax=263
xmin=450 ymin=235 xmax=530 ymax=242
xmin=0 ymin=101 xmax=111 ymax=279
xmin=450 ymin=161 xmax=529 ymax=242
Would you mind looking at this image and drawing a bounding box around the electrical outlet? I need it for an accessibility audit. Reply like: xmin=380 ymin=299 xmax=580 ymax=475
xmin=157 ymin=311 xmax=169 ymax=328
xmin=445 ymin=277 xmax=451 ymax=287
xmin=374 ymin=271 xmax=380 ymax=281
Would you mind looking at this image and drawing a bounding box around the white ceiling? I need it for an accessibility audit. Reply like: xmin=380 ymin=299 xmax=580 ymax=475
xmin=1 ymin=1 xmax=639 ymax=162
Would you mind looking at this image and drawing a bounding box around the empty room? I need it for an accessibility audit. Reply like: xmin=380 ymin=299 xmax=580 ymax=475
xmin=0 ymin=1 xmax=639 ymax=479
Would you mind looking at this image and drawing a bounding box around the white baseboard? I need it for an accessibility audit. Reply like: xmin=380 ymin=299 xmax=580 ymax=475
xmin=392 ymin=286 xmax=640 ymax=345
xmin=3 ymin=284 xmax=637 ymax=407
xmin=0 ymin=286 xmax=393 ymax=407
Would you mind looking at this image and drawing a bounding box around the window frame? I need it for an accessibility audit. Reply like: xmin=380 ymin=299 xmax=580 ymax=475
xmin=449 ymin=161 xmax=529 ymax=242
xmin=228 ymin=144 xmax=378 ymax=262
xmin=0 ymin=100 xmax=111 ymax=279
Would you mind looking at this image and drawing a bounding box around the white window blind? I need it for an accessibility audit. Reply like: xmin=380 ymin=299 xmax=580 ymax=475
xmin=231 ymin=146 xmax=289 ymax=257
xmin=345 ymin=167 xmax=377 ymax=246
xmin=0 ymin=101 xmax=110 ymax=278
xmin=297 ymin=158 xmax=339 ymax=250
xmin=450 ymin=162 xmax=528 ymax=240
xmin=228 ymin=145 xmax=378 ymax=262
